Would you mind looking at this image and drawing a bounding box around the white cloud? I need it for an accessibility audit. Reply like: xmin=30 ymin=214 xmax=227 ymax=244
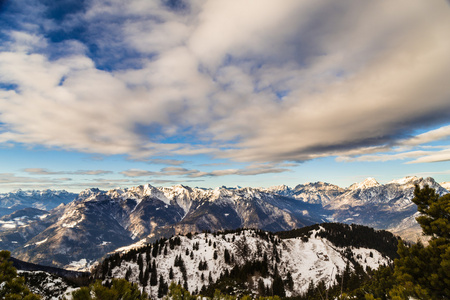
xmin=120 ymin=163 xmax=290 ymax=179
xmin=23 ymin=168 xmax=113 ymax=176
xmin=0 ymin=0 xmax=450 ymax=167
xmin=403 ymin=125 xmax=450 ymax=146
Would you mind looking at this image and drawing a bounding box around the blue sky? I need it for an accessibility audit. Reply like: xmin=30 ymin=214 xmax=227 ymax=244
xmin=0 ymin=0 xmax=450 ymax=192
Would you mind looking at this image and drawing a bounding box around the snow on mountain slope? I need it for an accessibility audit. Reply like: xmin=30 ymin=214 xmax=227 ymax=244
xmin=11 ymin=184 xmax=324 ymax=268
xmin=0 ymin=190 xmax=76 ymax=217
xmin=20 ymin=270 xmax=78 ymax=300
xmin=325 ymin=176 xmax=446 ymax=210
xmin=327 ymin=176 xmax=447 ymax=241
xmin=265 ymin=182 xmax=345 ymax=206
xmin=439 ymin=181 xmax=450 ymax=191
xmin=99 ymin=225 xmax=394 ymax=298
xmin=348 ymin=177 xmax=381 ymax=190
xmin=0 ymin=207 xmax=48 ymax=232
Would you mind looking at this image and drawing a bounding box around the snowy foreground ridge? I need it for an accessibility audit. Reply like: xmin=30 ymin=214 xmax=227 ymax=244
xmin=102 ymin=226 xmax=392 ymax=298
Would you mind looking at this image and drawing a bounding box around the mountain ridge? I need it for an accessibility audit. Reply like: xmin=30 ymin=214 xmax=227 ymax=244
xmin=0 ymin=175 xmax=447 ymax=270
xmin=93 ymin=224 xmax=398 ymax=298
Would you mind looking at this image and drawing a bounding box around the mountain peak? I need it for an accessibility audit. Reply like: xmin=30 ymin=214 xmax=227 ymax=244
xmin=349 ymin=177 xmax=380 ymax=190
xmin=388 ymin=176 xmax=421 ymax=185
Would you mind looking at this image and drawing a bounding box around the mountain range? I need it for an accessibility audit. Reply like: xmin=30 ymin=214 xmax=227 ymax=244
xmin=0 ymin=189 xmax=77 ymax=217
xmin=0 ymin=176 xmax=447 ymax=270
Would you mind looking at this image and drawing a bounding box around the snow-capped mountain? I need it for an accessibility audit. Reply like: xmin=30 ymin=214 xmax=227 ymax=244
xmin=0 ymin=189 xmax=77 ymax=217
xmin=2 ymin=175 xmax=447 ymax=269
xmin=264 ymin=182 xmax=346 ymax=205
xmin=293 ymin=182 xmax=346 ymax=205
xmin=0 ymin=207 xmax=49 ymax=232
xmin=94 ymin=224 xmax=397 ymax=298
xmin=327 ymin=176 xmax=447 ymax=239
xmin=10 ymin=185 xmax=325 ymax=269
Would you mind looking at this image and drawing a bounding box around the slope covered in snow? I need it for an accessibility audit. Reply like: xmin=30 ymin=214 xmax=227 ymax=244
xmin=96 ymin=224 xmax=397 ymax=298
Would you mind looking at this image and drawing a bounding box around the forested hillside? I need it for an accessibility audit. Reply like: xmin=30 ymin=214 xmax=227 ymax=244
xmin=92 ymin=224 xmax=397 ymax=299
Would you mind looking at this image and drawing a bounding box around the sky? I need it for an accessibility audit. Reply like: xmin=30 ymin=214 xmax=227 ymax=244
xmin=0 ymin=0 xmax=450 ymax=193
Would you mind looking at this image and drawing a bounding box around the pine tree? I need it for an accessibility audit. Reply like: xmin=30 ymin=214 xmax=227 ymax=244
xmin=139 ymin=267 xmax=144 ymax=284
xmin=388 ymin=185 xmax=450 ymax=299
xmin=152 ymin=243 xmax=159 ymax=257
xmin=412 ymin=185 xmax=449 ymax=239
xmin=143 ymin=266 xmax=150 ymax=287
xmin=73 ymin=278 xmax=150 ymax=300
xmin=169 ymin=267 xmax=174 ymax=280
xmin=138 ymin=253 xmax=143 ymax=271
xmin=150 ymin=260 xmax=158 ymax=286
xmin=125 ymin=266 xmax=132 ymax=281
xmin=224 ymin=248 xmax=231 ymax=264
xmin=146 ymin=250 xmax=150 ymax=264
xmin=0 ymin=251 xmax=40 ymax=300
xmin=258 ymin=278 xmax=266 ymax=296
xmin=286 ymin=270 xmax=294 ymax=290
xmin=158 ymin=275 xmax=168 ymax=298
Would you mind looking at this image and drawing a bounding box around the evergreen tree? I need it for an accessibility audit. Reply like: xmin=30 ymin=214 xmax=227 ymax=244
xmin=412 ymin=185 xmax=449 ymax=239
xmin=0 ymin=250 xmax=40 ymax=300
xmin=150 ymin=260 xmax=158 ymax=286
xmin=137 ymin=253 xmax=143 ymax=271
xmin=143 ymin=266 xmax=150 ymax=287
xmin=125 ymin=266 xmax=132 ymax=281
xmin=146 ymin=250 xmax=150 ymax=264
xmin=73 ymin=279 xmax=150 ymax=300
xmin=272 ymin=274 xmax=285 ymax=297
xmin=158 ymin=275 xmax=168 ymax=298
xmin=224 ymin=248 xmax=231 ymax=264
xmin=72 ymin=287 xmax=92 ymax=300
xmin=258 ymin=278 xmax=266 ymax=296
xmin=152 ymin=243 xmax=159 ymax=258
xmin=139 ymin=267 xmax=144 ymax=285
xmin=388 ymin=185 xmax=450 ymax=299
xmin=285 ymin=270 xmax=294 ymax=290
xmin=208 ymin=272 xmax=213 ymax=283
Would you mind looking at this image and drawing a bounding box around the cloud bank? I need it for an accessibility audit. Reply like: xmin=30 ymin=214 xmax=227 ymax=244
xmin=1 ymin=0 xmax=450 ymax=167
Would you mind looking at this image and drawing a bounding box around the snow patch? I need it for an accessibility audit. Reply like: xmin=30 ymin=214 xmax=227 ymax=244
xmin=35 ymin=238 xmax=48 ymax=246
xmin=66 ymin=258 xmax=93 ymax=272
